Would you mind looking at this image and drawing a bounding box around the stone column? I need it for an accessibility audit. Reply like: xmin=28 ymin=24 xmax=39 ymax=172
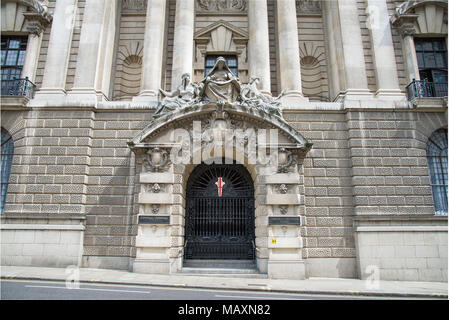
xmin=402 ymin=34 xmax=420 ymax=82
xmin=21 ymin=34 xmax=42 ymax=83
xmin=171 ymin=0 xmax=195 ymax=89
xmin=366 ymin=0 xmax=403 ymax=99
xmin=248 ymin=0 xmax=271 ymax=94
xmin=69 ymin=0 xmax=107 ymax=99
xmin=134 ymin=0 xmax=167 ymax=101
xmin=336 ymin=0 xmax=371 ymax=98
xmin=276 ymin=0 xmax=302 ymax=96
xmin=37 ymin=0 xmax=77 ymax=97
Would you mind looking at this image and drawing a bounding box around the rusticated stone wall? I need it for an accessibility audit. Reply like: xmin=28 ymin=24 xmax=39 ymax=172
xmin=1 ymin=107 xmax=446 ymax=277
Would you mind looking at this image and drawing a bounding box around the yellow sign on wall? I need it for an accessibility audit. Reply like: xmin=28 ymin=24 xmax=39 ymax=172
xmin=271 ymin=238 xmax=276 ymax=244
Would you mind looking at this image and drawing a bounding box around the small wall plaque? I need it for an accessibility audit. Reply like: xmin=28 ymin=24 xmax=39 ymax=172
xmin=268 ymin=216 xmax=301 ymax=226
xmin=138 ymin=215 xmax=170 ymax=225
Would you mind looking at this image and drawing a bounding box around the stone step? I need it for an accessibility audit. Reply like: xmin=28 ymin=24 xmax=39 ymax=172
xmin=183 ymin=259 xmax=256 ymax=269
xmin=180 ymin=268 xmax=268 ymax=279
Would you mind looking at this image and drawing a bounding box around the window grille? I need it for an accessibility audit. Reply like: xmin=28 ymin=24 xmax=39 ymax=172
xmin=426 ymin=128 xmax=448 ymax=215
xmin=1 ymin=128 xmax=14 ymax=213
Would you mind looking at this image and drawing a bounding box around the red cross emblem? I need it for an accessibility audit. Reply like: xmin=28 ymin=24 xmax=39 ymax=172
xmin=215 ymin=177 xmax=225 ymax=197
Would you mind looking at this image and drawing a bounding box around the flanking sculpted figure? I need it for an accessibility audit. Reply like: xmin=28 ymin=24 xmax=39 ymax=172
xmin=153 ymin=73 xmax=202 ymax=118
xmin=240 ymin=77 xmax=284 ymax=118
xmin=151 ymin=57 xmax=285 ymax=121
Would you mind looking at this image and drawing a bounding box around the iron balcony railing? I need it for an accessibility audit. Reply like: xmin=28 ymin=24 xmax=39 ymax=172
xmin=1 ymin=77 xmax=36 ymax=99
xmin=406 ymin=79 xmax=448 ymax=101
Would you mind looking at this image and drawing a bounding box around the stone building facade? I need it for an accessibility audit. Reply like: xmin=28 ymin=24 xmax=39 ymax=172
xmin=1 ymin=0 xmax=447 ymax=281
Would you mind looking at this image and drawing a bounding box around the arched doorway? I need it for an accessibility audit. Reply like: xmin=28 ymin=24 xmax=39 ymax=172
xmin=184 ymin=162 xmax=255 ymax=262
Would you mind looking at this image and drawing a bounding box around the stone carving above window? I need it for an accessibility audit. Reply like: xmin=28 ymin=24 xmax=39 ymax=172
xmin=194 ymin=20 xmax=249 ymax=83
xmin=296 ymin=0 xmax=321 ymax=15
xmin=122 ymin=0 xmax=147 ymax=13
xmin=196 ymin=0 xmax=247 ymax=14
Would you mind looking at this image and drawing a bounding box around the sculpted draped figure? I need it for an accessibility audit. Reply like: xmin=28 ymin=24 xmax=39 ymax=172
xmin=152 ymin=57 xmax=284 ymax=120
xmin=154 ymin=73 xmax=202 ymax=118
xmin=199 ymin=56 xmax=242 ymax=103
xmin=241 ymin=77 xmax=284 ymax=118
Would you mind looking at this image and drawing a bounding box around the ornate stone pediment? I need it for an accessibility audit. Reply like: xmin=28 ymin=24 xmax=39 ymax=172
xmin=194 ymin=21 xmax=249 ymax=82
xmin=194 ymin=20 xmax=249 ymax=46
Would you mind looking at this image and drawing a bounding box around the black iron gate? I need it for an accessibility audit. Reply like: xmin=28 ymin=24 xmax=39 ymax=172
xmin=185 ymin=163 xmax=255 ymax=260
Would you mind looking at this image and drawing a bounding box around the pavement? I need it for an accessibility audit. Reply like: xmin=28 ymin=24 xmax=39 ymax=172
xmin=1 ymin=265 xmax=447 ymax=299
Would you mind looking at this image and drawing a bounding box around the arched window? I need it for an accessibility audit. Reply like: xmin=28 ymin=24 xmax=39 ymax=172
xmin=1 ymin=128 xmax=14 ymax=213
xmin=426 ymin=128 xmax=448 ymax=215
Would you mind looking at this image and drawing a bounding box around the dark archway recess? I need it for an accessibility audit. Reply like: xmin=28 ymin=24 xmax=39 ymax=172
xmin=185 ymin=162 xmax=255 ymax=260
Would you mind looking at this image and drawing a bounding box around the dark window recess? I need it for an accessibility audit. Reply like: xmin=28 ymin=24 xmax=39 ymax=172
xmin=1 ymin=36 xmax=28 ymax=81
xmin=407 ymin=38 xmax=448 ymax=99
xmin=205 ymin=55 xmax=238 ymax=77
xmin=415 ymin=38 xmax=447 ymax=84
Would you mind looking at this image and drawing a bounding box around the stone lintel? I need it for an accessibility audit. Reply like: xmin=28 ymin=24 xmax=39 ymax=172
xmin=140 ymin=172 xmax=175 ymax=184
xmin=266 ymin=194 xmax=301 ymax=205
xmin=264 ymin=173 xmax=301 ymax=184
xmin=138 ymin=193 xmax=173 ymax=204
xmin=135 ymin=237 xmax=171 ymax=248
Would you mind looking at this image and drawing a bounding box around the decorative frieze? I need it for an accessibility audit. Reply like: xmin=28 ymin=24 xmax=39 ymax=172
xmin=122 ymin=0 xmax=147 ymax=13
xmin=196 ymin=0 xmax=247 ymax=14
xmin=296 ymin=0 xmax=321 ymax=15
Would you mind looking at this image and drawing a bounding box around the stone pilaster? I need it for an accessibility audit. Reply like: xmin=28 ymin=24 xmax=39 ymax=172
xmin=336 ymin=0 xmax=371 ymax=99
xmin=366 ymin=0 xmax=404 ymax=99
xmin=134 ymin=0 xmax=167 ymax=102
xmin=134 ymin=170 xmax=181 ymax=274
xmin=171 ymin=0 xmax=195 ymax=89
xmin=261 ymin=160 xmax=306 ymax=279
xmin=248 ymin=0 xmax=271 ymax=94
xmin=36 ymin=0 xmax=77 ymax=98
xmin=323 ymin=0 xmax=344 ymax=101
xmin=68 ymin=0 xmax=110 ymax=100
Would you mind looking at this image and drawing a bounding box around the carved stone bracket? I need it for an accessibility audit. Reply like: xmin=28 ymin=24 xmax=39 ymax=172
xmin=23 ymin=12 xmax=51 ymax=35
xmin=390 ymin=13 xmax=419 ymax=37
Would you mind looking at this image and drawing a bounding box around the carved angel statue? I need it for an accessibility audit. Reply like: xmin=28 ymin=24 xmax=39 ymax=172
xmin=199 ymin=56 xmax=242 ymax=103
xmin=240 ymin=77 xmax=284 ymax=118
xmin=153 ymin=73 xmax=202 ymax=118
